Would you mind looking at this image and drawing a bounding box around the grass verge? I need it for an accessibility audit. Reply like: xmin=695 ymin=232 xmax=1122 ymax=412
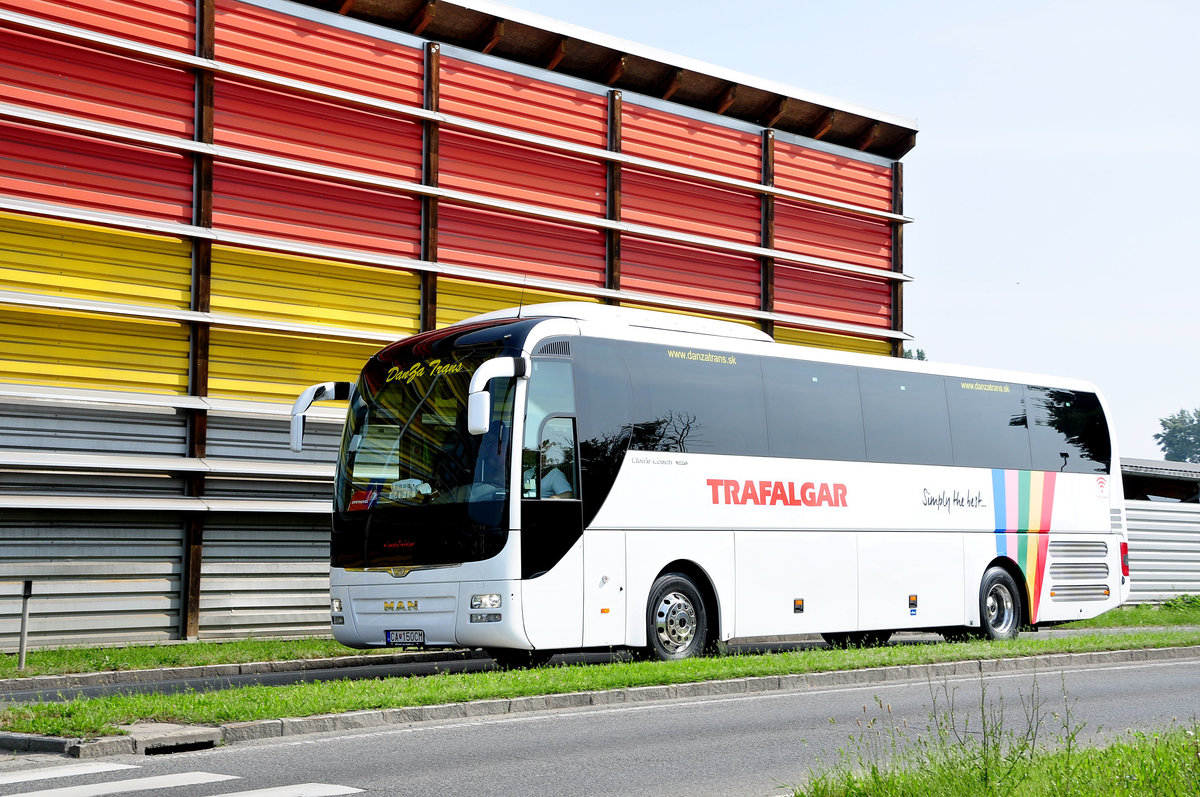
xmin=789 ymin=672 xmax=1200 ymax=796
xmin=2 ymin=630 xmax=1198 ymax=739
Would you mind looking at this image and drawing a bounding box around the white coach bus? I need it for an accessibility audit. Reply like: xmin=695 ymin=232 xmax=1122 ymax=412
xmin=291 ymin=303 xmax=1129 ymax=664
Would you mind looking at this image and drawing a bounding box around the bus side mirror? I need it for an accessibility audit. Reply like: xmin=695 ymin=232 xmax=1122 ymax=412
xmin=467 ymin=356 xmax=529 ymax=435
xmin=290 ymin=381 xmax=351 ymax=452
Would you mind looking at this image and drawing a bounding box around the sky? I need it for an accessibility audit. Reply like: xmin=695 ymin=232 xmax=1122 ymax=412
xmin=490 ymin=0 xmax=1199 ymax=460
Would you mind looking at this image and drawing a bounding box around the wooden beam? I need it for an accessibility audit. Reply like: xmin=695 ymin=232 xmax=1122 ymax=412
xmin=543 ymin=37 xmax=567 ymax=70
xmin=855 ymin=122 xmax=880 ymax=152
xmin=660 ymin=69 xmax=684 ymax=100
xmin=406 ymin=1 xmax=437 ymax=37
xmin=421 ymin=42 xmax=440 ymax=332
xmin=606 ymin=90 xmax=623 ymax=301
xmin=714 ymin=83 xmax=737 ymax=115
xmin=604 ymin=55 xmax=627 ymax=86
xmin=478 ymin=19 xmax=505 ymax=54
xmin=760 ymin=96 xmax=790 ymax=128
xmin=337 ymin=0 xmax=355 ymax=14
xmin=808 ymin=109 xmax=835 ymax=141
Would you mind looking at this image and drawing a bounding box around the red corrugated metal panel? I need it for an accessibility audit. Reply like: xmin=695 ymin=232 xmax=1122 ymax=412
xmin=621 ymin=104 xmax=760 ymax=182
xmin=214 ymin=0 xmax=422 ymax=107
xmin=214 ymin=78 xmax=422 ymax=182
xmin=622 ymin=169 xmax=760 ymax=246
xmin=212 ymin=163 xmax=421 ymax=256
xmin=773 ymin=263 xmax=892 ymax=329
xmin=0 ymin=28 xmax=195 ymax=137
xmin=620 ymin=236 xmax=760 ymax=309
xmin=439 ymin=130 xmax=606 ymax=217
xmin=439 ymin=57 xmax=607 ymax=148
xmin=0 ymin=120 xmax=192 ymax=222
xmin=3 ymin=0 xmax=195 ymax=53
xmin=438 ymin=204 xmax=605 ymax=286
xmin=774 ymin=140 xmax=894 ymax=212
xmin=774 ymin=200 xmax=892 ymax=271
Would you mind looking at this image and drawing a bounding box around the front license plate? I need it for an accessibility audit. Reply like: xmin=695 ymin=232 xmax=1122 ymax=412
xmin=385 ymin=629 xmax=425 ymax=647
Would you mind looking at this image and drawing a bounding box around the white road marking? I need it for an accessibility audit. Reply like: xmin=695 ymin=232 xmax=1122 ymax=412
xmin=0 ymin=764 xmax=137 ymax=785
xmin=217 ymin=785 xmax=364 ymax=796
xmin=12 ymin=771 xmax=238 ymax=796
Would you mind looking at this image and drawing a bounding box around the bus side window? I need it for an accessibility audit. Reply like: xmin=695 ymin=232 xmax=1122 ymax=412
xmin=523 ymin=358 xmax=578 ymax=499
xmin=524 ymin=416 xmax=577 ymax=499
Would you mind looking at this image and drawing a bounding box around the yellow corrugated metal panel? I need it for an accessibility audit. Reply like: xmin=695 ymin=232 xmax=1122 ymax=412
xmin=0 ymin=306 xmax=189 ymax=393
xmin=773 ymin=325 xmax=892 ymax=356
xmin=210 ymin=246 xmax=420 ymax=337
xmin=435 ymin=279 xmax=598 ymax=328
xmin=621 ymin=302 xmax=761 ymax=329
xmin=0 ymin=213 xmax=191 ymax=309
xmin=208 ymin=328 xmax=381 ymax=402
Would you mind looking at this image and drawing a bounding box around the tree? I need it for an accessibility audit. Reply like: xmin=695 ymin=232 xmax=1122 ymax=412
xmin=902 ymin=348 xmax=927 ymax=361
xmin=1155 ymin=408 xmax=1200 ymax=463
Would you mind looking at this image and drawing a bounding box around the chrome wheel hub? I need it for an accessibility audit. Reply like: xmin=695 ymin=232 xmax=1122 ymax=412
xmin=986 ymin=583 xmax=1015 ymax=634
xmin=655 ymin=591 xmax=696 ymax=653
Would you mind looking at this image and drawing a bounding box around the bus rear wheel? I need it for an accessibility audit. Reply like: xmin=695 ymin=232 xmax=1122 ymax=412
xmin=978 ymin=566 xmax=1022 ymax=640
xmin=646 ymin=573 xmax=709 ymax=660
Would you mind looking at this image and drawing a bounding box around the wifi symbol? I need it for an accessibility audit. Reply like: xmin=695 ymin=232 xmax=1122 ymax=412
xmin=1097 ymin=476 xmax=1108 ymax=493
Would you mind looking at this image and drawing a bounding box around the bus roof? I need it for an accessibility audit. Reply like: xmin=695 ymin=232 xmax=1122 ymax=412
xmin=462 ymin=302 xmax=775 ymax=343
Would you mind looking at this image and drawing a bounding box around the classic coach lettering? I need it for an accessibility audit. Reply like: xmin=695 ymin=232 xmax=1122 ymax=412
xmin=706 ymin=478 xmax=848 ymax=507
xmin=386 ymin=359 xmax=467 ymax=384
xmin=383 ymin=600 xmax=419 ymax=611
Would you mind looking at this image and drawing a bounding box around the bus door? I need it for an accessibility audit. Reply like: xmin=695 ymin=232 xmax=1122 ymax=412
xmin=519 ymin=356 xmax=585 ymax=649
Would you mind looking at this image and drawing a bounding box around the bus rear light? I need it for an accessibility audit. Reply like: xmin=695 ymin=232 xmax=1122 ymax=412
xmin=1120 ymin=542 xmax=1130 ymax=577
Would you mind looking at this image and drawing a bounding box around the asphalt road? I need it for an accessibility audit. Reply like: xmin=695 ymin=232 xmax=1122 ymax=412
xmin=2 ymin=656 xmax=1198 ymax=796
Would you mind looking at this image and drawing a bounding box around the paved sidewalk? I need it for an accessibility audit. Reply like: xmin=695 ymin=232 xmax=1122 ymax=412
xmin=3 ymin=642 xmax=1198 ymax=759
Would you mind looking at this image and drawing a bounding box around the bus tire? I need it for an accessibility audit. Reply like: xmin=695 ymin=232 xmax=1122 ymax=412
xmin=487 ymin=648 xmax=555 ymax=669
xmin=821 ymin=631 xmax=892 ymax=648
xmin=978 ymin=566 xmax=1022 ymax=641
xmin=646 ymin=572 xmax=708 ymax=660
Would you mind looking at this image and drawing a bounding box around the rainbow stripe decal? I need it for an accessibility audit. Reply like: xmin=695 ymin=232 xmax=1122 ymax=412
xmin=991 ymin=470 xmax=1057 ymax=623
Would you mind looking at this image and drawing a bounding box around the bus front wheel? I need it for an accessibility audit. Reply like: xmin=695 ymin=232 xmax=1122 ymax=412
xmin=645 ymin=573 xmax=708 ymax=660
xmin=978 ymin=566 xmax=1022 ymax=640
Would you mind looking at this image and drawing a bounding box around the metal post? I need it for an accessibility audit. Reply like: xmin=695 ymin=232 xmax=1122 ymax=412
xmin=18 ymin=580 xmax=31 ymax=671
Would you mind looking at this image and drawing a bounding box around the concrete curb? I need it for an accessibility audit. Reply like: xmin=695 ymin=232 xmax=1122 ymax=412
xmin=7 ymin=644 xmax=1200 ymax=758
xmin=0 ymin=649 xmax=472 ymax=696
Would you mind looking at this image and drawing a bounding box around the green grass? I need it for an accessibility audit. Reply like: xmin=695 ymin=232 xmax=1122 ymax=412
xmin=1060 ymin=595 xmax=1200 ymax=629
xmin=0 ymin=638 xmax=396 ymax=680
xmin=3 ymin=629 xmax=1199 ymax=739
xmin=790 ymin=674 xmax=1200 ymax=796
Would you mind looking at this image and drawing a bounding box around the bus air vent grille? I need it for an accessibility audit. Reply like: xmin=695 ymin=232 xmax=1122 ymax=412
xmin=1047 ymin=541 xmax=1108 ymax=558
xmin=536 ymin=341 xmax=571 ymax=356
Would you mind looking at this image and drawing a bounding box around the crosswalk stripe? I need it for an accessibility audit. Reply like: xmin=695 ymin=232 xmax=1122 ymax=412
xmin=0 ymin=764 xmax=138 ymax=785
xmin=12 ymin=771 xmax=238 ymax=797
xmin=216 ymin=786 xmax=365 ymax=796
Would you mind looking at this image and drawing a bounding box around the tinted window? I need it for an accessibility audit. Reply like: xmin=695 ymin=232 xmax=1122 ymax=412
xmin=627 ymin=342 xmax=767 ymax=456
xmin=946 ymin=378 xmax=1032 ymax=470
xmin=763 ymin=358 xmax=865 ymax=461
xmin=859 ymin=369 xmax=952 ymax=465
xmin=572 ymin=338 xmax=634 ymax=527
xmin=1027 ymin=388 xmax=1110 ymax=474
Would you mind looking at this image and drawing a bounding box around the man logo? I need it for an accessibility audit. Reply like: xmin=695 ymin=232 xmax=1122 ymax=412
xmin=384 ymin=600 xmax=419 ymax=611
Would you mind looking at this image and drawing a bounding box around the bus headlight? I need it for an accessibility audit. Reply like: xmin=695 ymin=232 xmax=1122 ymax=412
xmin=331 ymin=598 xmax=343 ymax=613
xmin=471 ymin=594 xmax=502 ymax=609
xmin=470 ymin=613 xmax=502 ymax=623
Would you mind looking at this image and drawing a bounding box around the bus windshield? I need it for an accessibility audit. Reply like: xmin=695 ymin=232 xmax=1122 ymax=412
xmin=332 ymin=349 xmax=515 ymax=569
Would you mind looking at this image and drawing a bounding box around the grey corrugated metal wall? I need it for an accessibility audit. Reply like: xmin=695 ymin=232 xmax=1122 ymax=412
xmin=1126 ymin=501 xmax=1200 ymax=602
